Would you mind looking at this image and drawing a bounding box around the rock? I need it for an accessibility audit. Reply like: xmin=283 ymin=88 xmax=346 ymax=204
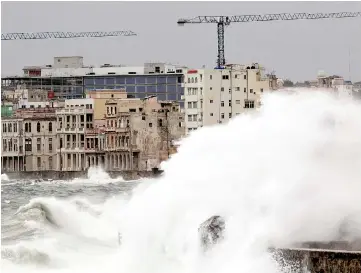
xmin=198 ymin=215 xmax=226 ymax=251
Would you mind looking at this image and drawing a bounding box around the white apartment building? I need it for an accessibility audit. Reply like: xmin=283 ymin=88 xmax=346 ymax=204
xmin=184 ymin=63 xmax=271 ymax=133
xmin=55 ymin=98 xmax=95 ymax=171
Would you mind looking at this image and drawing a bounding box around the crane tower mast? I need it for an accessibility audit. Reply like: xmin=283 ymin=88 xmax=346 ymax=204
xmin=177 ymin=12 xmax=361 ymax=68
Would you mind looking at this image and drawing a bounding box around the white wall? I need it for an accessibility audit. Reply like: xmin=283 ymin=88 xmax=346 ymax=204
xmin=184 ymin=65 xmax=270 ymax=134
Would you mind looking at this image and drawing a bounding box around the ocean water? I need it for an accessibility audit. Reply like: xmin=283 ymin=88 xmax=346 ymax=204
xmin=2 ymin=90 xmax=361 ymax=273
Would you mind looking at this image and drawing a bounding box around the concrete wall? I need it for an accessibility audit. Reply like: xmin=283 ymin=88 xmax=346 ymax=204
xmin=273 ymin=248 xmax=361 ymax=273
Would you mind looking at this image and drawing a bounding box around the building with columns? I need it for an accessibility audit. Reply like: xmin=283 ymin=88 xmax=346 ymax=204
xmin=1 ymin=117 xmax=24 ymax=172
xmin=55 ymin=98 xmax=97 ymax=171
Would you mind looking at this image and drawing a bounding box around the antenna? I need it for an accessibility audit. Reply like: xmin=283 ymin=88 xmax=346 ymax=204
xmin=348 ymin=46 xmax=351 ymax=81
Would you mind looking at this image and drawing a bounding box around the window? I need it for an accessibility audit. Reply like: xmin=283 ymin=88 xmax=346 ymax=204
xmin=244 ymin=75 xmax=247 ymax=80
xmin=221 ymin=113 xmax=225 ymax=119
xmin=188 ymin=114 xmax=197 ymax=122
xmin=8 ymin=139 xmax=12 ymax=152
xmin=221 ymin=101 xmax=224 ymax=107
xmin=49 ymin=122 xmax=52 ymax=132
xmin=210 ymin=87 xmax=213 ymax=90
xmin=236 ymin=100 xmax=241 ymax=104
xmin=187 ymin=88 xmax=192 ymax=95
xmin=49 ymin=156 xmax=53 ymax=169
xmin=236 ymin=87 xmax=240 ymax=91
xmin=2 ymin=139 xmax=7 ymax=152
xmin=49 ymin=138 xmax=53 ymax=152
xmin=210 ymin=75 xmax=212 ymax=80
xmin=244 ymin=100 xmax=255 ymax=109
xmin=261 ymin=88 xmax=264 ymax=93
xmin=149 ymin=123 xmax=152 ymax=127
xmin=188 ymin=78 xmax=190 ymax=83
xmin=221 ymin=87 xmax=224 ymax=92
xmin=222 ymin=75 xmax=229 ymax=80
xmin=2 ymin=123 xmax=6 ymax=133
xmin=8 ymin=123 xmax=12 ymax=133
xmin=210 ymin=100 xmax=213 ymax=103
xmin=244 ymin=88 xmax=247 ymax=93
xmin=192 ymin=102 xmax=197 ymax=108
xmin=210 ymin=113 xmax=214 ymax=116
xmin=229 ymin=100 xmax=232 ymax=107
xmin=25 ymin=138 xmax=32 ymax=152
xmin=192 ymin=88 xmax=197 ymax=95
xmin=37 ymin=138 xmax=42 ymax=151
xmin=229 ymin=113 xmax=232 ymax=118
xmin=13 ymin=123 xmax=17 ymax=133
xmin=187 ymin=102 xmax=192 ymax=109
xmin=195 ymin=77 xmax=198 ymax=83
xmin=250 ymin=89 xmax=253 ymax=93
xmin=37 ymin=157 xmax=41 ymax=169
xmin=235 ymin=74 xmax=240 ymax=79
xmin=13 ymin=139 xmax=18 ymax=152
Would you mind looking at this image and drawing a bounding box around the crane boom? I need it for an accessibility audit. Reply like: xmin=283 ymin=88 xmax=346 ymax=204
xmin=177 ymin=11 xmax=361 ymax=68
xmin=1 ymin=30 xmax=137 ymax=41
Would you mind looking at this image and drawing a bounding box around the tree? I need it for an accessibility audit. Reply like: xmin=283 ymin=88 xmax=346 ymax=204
xmin=283 ymin=79 xmax=294 ymax=87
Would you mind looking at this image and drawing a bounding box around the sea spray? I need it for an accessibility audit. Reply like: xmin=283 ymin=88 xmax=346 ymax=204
xmin=3 ymin=90 xmax=361 ymax=273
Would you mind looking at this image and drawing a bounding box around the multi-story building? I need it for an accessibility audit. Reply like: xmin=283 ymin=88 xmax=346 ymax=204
xmin=16 ymin=108 xmax=57 ymax=171
xmin=1 ymin=117 xmax=24 ymax=172
xmin=183 ymin=63 xmax=272 ymax=133
xmin=104 ymin=96 xmax=185 ymax=171
xmin=2 ymin=56 xmax=186 ymax=105
xmin=55 ymin=98 xmax=96 ymax=171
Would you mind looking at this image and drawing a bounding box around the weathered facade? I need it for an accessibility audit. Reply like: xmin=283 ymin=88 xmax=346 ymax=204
xmin=104 ymin=96 xmax=185 ymax=171
xmin=1 ymin=117 xmax=24 ymax=172
xmin=55 ymin=99 xmax=100 ymax=171
xmin=1 ymin=108 xmax=58 ymax=172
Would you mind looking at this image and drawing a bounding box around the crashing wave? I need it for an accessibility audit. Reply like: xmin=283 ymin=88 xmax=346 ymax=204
xmin=1 ymin=246 xmax=50 ymax=265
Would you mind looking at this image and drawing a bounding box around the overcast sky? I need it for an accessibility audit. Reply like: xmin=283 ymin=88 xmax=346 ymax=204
xmin=1 ymin=1 xmax=361 ymax=81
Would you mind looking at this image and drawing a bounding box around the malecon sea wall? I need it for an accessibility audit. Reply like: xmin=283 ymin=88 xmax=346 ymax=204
xmin=4 ymin=169 xmax=164 ymax=181
xmin=274 ymin=248 xmax=361 ymax=273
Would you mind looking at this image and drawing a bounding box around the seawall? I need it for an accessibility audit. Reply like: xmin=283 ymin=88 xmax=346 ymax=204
xmin=3 ymin=170 xmax=164 ymax=181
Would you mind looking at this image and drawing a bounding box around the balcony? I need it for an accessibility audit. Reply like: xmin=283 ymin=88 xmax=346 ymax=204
xmin=56 ymin=108 xmax=87 ymax=115
xmin=57 ymin=127 xmax=85 ymax=134
xmin=56 ymin=146 xmax=85 ymax=153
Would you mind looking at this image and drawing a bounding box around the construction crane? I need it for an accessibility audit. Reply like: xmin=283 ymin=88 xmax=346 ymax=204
xmin=1 ymin=30 xmax=137 ymax=41
xmin=177 ymin=12 xmax=361 ymax=68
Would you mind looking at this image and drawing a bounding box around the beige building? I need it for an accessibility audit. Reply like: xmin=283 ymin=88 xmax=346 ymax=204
xmin=104 ymin=96 xmax=185 ymax=171
xmin=184 ymin=63 xmax=274 ymax=133
xmin=17 ymin=108 xmax=57 ymax=171
xmin=1 ymin=117 xmax=24 ymax=172
xmin=86 ymin=89 xmax=127 ymax=121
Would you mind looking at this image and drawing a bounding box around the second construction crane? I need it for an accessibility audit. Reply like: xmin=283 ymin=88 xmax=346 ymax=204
xmin=177 ymin=12 xmax=361 ymax=68
xmin=1 ymin=30 xmax=137 ymax=41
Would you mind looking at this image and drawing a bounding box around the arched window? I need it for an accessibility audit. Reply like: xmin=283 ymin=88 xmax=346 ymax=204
xmin=191 ymin=78 xmax=194 ymax=83
xmin=48 ymin=122 xmax=52 ymax=132
xmin=37 ymin=122 xmax=41 ymax=132
xmin=13 ymin=123 xmax=17 ymax=133
xmin=29 ymin=123 xmax=32 ymax=133
xmin=195 ymin=77 xmax=198 ymax=83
